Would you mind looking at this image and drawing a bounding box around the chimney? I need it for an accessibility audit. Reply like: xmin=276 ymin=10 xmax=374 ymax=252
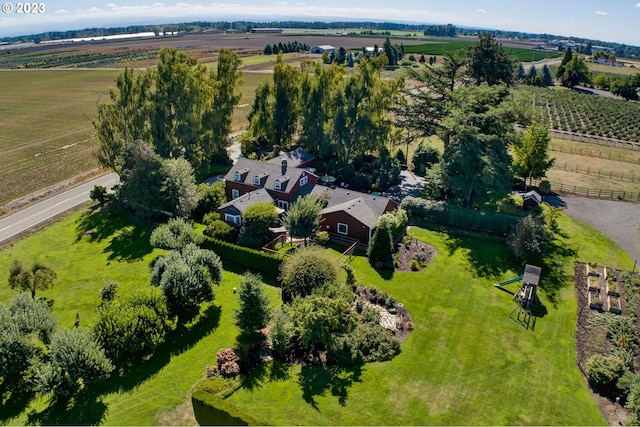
xmin=273 ymin=144 xmax=280 ymax=157
xmin=281 ymin=158 xmax=287 ymax=175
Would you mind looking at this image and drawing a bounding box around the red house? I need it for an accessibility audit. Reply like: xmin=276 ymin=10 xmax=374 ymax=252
xmin=219 ymin=148 xmax=397 ymax=244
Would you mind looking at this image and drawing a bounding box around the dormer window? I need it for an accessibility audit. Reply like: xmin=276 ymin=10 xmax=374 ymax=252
xmin=275 ymin=180 xmax=281 ymax=190
xmin=234 ymin=171 xmax=241 ymax=181
xmin=300 ymin=175 xmax=308 ymax=187
xmin=253 ymin=176 xmax=260 ymax=186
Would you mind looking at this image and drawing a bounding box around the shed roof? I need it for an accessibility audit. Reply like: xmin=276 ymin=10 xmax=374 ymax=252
xmin=523 ymin=264 xmax=542 ymax=287
xmin=218 ymin=189 xmax=275 ymax=214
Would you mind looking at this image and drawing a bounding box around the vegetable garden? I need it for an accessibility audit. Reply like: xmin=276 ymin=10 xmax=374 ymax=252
xmin=520 ymin=87 xmax=640 ymax=142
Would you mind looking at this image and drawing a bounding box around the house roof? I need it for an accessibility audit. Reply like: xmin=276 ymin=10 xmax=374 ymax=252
xmin=265 ymin=147 xmax=315 ymax=169
xmin=310 ymin=186 xmax=395 ymax=229
xmin=224 ymin=156 xmax=316 ymax=195
xmin=219 ymin=189 xmax=275 ymax=214
xmin=523 ymin=190 xmax=542 ymax=204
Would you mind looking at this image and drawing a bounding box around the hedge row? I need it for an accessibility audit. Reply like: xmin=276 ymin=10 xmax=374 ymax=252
xmin=201 ymin=236 xmax=282 ymax=278
xmin=401 ymin=197 xmax=520 ymax=236
xmin=192 ymin=390 xmax=258 ymax=426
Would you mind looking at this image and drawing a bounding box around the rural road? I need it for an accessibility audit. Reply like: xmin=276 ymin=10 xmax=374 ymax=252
xmin=0 ymin=173 xmax=118 ymax=245
xmin=0 ymin=135 xmax=244 ymax=245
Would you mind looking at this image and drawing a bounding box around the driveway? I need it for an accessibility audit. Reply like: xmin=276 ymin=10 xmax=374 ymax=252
xmin=560 ymin=195 xmax=640 ymax=264
xmin=383 ymin=170 xmax=427 ymax=204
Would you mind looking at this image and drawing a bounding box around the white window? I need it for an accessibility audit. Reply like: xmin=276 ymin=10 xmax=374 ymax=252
xmin=277 ymin=200 xmax=289 ymax=210
xmin=274 ymin=180 xmax=281 ymax=190
xmin=253 ymin=176 xmax=260 ymax=186
xmin=337 ymin=223 xmax=348 ymax=235
xmin=225 ymin=213 xmax=241 ymax=226
xmin=234 ymin=171 xmax=241 ymax=181
xmin=299 ymin=175 xmax=308 ymax=187
xmin=231 ymin=189 xmax=239 ymax=199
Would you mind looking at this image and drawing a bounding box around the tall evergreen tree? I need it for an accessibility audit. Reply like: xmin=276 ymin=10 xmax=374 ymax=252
xmin=467 ymin=33 xmax=513 ymax=86
xmin=555 ymin=47 xmax=573 ymax=80
xmin=541 ymin=64 xmax=554 ymax=87
xmin=234 ymin=272 xmax=271 ymax=354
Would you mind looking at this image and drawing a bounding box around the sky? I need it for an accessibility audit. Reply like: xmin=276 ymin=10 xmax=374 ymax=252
xmin=2 ymin=1 xmax=640 ymax=46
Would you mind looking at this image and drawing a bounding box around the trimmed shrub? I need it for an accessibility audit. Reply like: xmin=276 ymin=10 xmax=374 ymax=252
xmin=279 ymin=246 xmax=339 ymax=301
xmin=328 ymin=323 xmax=400 ymax=365
xmin=201 ymin=237 xmax=282 ymax=278
xmin=204 ymin=219 xmax=237 ymax=242
xmin=216 ymin=348 xmax=239 ymax=365
xmin=508 ymin=215 xmax=550 ymax=261
xmin=401 ymin=196 xmax=519 ymax=236
xmin=585 ymin=354 xmax=625 ymax=389
xmin=150 ymin=217 xmax=203 ymax=250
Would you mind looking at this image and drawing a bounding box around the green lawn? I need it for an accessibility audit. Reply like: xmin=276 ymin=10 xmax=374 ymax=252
xmin=0 ymin=204 xmax=633 ymax=425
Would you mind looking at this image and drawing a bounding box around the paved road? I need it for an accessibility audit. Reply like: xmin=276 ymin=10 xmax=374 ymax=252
xmin=0 ymin=173 xmax=118 ymax=244
xmin=561 ymin=195 xmax=640 ymax=264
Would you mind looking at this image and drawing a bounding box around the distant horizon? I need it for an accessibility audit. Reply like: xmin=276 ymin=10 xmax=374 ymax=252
xmin=1 ymin=1 xmax=640 ymax=46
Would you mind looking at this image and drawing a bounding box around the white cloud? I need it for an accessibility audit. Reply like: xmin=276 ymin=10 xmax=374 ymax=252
xmin=153 ymin=2 xmax=164 ymax=6
xmin=478 ymin=9 xmax=487 ymax=13
xmin=106 ymin=3 xmax=117 ymax=8
xmin=594 ymin=11 xmax=608 ymax=16
xmin=636 ymin=2 xmax=640 ymax=7
xmin=54 ymin=9 xmax=68 ymax=14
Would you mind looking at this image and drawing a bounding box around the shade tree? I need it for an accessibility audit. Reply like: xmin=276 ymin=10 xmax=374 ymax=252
xmin=8 ymin=260 xmax=57 ymax=300
xmin=281 ymin=194 xmax=323 ymax=245
xmin=150 ymin=243 xmax=223 ymax=317
xmin=513 ymin=122 xmax=555 ymax=188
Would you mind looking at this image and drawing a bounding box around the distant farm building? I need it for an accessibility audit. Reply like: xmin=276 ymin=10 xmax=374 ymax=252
xmin=250 ymin=28 xmax=283 ymax=34
xmin=310 ymin=45 xmax=336 ymax=54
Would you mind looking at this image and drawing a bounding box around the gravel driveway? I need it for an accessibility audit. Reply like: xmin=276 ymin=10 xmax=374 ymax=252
xmin=560 ymin=196 xmax=640 ymax=264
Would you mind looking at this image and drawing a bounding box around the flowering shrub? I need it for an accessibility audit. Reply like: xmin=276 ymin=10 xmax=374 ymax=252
xmin=216 ymin=348 xmax=238 ymax=365
xmin=220 ymin=361 xmax=240 ymax=377
xmin=205 ymin=365 xmax=218 ymax=378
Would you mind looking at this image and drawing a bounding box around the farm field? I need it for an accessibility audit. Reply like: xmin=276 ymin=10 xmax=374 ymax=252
xmin=0 ymin=68 xmax=270 ymax=209
xmin=520 ymin=86 xmax=640 ymax=142
xmin=544 ymin=138 xmax=640 ymax=195
xmin=0 ymin=69 xmax=115 ymax=207
xmin=0 ymin=203 xmax=634 ymax=425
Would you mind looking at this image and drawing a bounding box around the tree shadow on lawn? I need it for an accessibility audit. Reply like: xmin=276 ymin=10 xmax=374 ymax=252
xmin=443 ymin=233 xmax=515 ymax=280
xmin=242 ymin=360 xmax=293 ymax=391
xmin=297 ymin=364 xmax=363 ymax=410
xmin=103 ymin=304 xmax=222 ymax=395
xmin=75 ymin=205 xmax=154 ymax=261
xmin=0 ymin=383 xmax=37 ymax=424
xmin=538 ymin=240 xmax=578 ymax=308
xmin=26 ymin=389 xmax=108 ymax=426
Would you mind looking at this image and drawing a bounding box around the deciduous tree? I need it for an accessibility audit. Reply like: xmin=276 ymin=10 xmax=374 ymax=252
xmin=281 ymin=194 xmax=322 ymax=245
xmin=8 ymin=260 xmax=57 ymax=300
xmin=513 ymin=123 xmax=555 ymax=188
xmin=150 ymin=243 xmax=223 ymax=317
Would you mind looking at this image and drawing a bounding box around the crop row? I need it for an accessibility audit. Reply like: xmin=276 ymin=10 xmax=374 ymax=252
xmin=520 ymin=86 xmax=640 ymax=142
xmin=0 ymin=49 xmax=159 ymax=69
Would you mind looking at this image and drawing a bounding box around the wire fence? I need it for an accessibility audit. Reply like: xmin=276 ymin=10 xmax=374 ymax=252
xmin=549 ymin=143 xmax=640 ymax=165
xmin=549 ymin=129 xmax=640 ymax=151
xmin=532 ymin=179 xmax=640 ymax=201
xmin=553 ymin=162 xmax=640 ymax=183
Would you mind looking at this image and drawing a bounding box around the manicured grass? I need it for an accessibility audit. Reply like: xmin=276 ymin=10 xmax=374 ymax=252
xmin=225 ymin=216 xmax=631 ymax=425
xmin=0 ymin=200 xmax=632 ymax=425
xmin=0 ymin=205 xmax=281 ymax=425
